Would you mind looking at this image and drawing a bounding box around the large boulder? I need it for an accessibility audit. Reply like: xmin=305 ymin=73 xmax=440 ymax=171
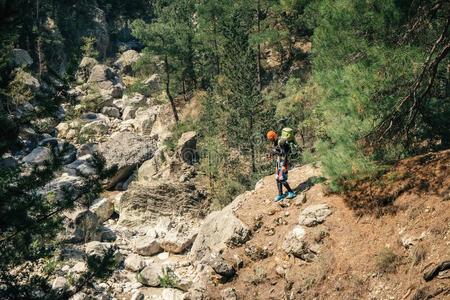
xmin=98 ymin=132 xmax=157 ymax=189
xmin=118 ymin=182 xmax=206 ymax=228
xmin=114 ymin=49 xmax=140 ymax=74
xmin=11 ymin=49 xmax=33 ymax=67
xmin=177 ymin=131 xmax=198 ymax=165
xmin=138 ymin=147 xmax=168 ymax=181
xmin=22 ymin=146 xmax=53 ymax=166
xmin=298 ymin=204 xmax=332 ymax=227
xmin=143 ymin=74 xmax=161 ymax=94
xmin=190 ymin=205 xmax=250 ymax=260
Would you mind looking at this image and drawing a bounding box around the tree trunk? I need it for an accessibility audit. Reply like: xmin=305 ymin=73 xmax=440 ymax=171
xmin=213 ymin=18 xmax=220 ymax=75
xmin=164 ymin=55 xmax=179 ymax=123
xmin=256 ymin=0 xmax=262 ymax=92
xmin=250 ymin=115 xmax=256 ymax=173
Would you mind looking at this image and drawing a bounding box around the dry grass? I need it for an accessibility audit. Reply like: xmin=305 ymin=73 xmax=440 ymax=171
xmin=376 ymin=247 xmax=399 ymax=273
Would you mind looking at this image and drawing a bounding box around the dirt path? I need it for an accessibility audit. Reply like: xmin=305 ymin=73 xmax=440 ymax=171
xmin=206 ymin=155 xmax=450 ymax=300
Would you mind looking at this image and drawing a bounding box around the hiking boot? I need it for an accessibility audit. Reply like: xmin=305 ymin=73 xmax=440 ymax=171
xmin=286 ymin=192 xmax=297 ymax=199
xmin=274 ymin=194 xmax=285 ymax=202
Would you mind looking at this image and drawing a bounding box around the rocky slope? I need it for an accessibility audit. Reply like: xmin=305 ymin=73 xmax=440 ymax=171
xmin=4 ymin=47 xmax=449 ymax=300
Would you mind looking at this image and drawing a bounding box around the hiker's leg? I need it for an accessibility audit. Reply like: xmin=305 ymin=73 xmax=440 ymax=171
xmin=282 ymin=181 xmax=293 ymax=193
xmin=277 ymin=180 xmax=283 ymax=195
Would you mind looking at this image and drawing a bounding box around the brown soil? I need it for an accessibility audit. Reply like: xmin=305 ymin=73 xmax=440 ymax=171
xmin=205 ymin=150 xmax=450 ymax=299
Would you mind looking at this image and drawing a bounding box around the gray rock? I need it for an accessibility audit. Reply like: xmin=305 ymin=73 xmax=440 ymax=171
xmin=131 ymin=291 xmax=144 ymax=300
xmin=65 ymin=154 xmax=97 ymax=177
xmin=209 ymin=255 xmax=235 ymax=279
xmin=77 ymin=143 xmax=97 ymax=158
xmin=40 ymin=173 xmax=87 ymax=201
xmin=124 ymin=253 xmax=145 ymax=272
xmin=80 ymin=120 xmax=109 ymax=136
xmin=191 ymin=205 xmax=250 ymax=260
xmin=114 ymin=49 xmax=140 ymax=74
xmin=221 ymin=287 xmax=238 ymax=300
xmin=85 ymin=241 xmax=122 ymax=264
xmin=88 ymin=64 xmax=114 ymax=83
xmin=162 ymin=289 xmax=185 ymax=300
xmin=134 ymin=236 xmax=162 ymax=256
xmin=22 ymin=146 xmax=52 ymax=165
xmin=112 ymin=99 xmax=125 ymax=110
xmin=177 ymin=131 xmax=197 ymax=165
xmin=143 ymin=74 xmax=161 ymax=94
xmin=90 ymin=198 xmax=114 ymax=223
xmin=66 ymin=210 xmax=100 ymax=243
xmin=99 ymin=226 xmax=117 ymax=242
xmin=70 ymin=292 xmax=88 ymax=300
xmin=159 ymin=227 xmax=198 ymax=254
xmin=71 ymin=262 xmax=87 ymax=273
xmin=15 ymin=70 xmax=41 ymax=92
xmin=101 ymin=106 xmax=120 ymax=118
xmin=282 ymin=226 xmax=315 ymax=261
xmin=122 ymin=106 xmax=137 ymax=120
xmin=51 ymin=276 xmax=68 ymax=292
xmin=11 ymin=48 xmax=33 ymax=67
xmin=76 ymin=57 xmax=98 ymax=83
xmin=118 ymin=182 xmax=206 ymax=228
xmin=298 ymin=204 xmax=332 ymax=227
xmin=137 ymin=264 xmax=163 ymax=287
xmin=98 ymin=132 xmax=156 ymax=189
xmin=133 ymin=107 xmax=157 ymax=133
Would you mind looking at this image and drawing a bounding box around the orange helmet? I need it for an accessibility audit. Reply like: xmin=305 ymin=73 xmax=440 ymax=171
xmin=266 ymin=130 xmax=277 ymax=141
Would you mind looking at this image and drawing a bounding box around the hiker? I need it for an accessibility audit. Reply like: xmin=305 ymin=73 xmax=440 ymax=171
xmin=267 ymin=129 xmax=297 ymax=202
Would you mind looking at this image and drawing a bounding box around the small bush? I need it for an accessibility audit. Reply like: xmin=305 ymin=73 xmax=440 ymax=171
xmin=375 ymin=247 xmax=399 ymax=273
xmin=159 ymin=267 xmax=178 ymax=288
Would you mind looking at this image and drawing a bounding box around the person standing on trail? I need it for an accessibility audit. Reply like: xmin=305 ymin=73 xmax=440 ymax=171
xmin=267 ymin=129 xmax=297 ymax=202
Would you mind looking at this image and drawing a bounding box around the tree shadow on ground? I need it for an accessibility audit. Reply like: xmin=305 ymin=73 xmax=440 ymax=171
xmin=293 ymin=176 xmax=326 ymax=193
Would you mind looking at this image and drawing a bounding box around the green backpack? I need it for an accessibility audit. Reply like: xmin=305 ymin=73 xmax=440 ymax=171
xmin=281 ymin=127 xmax=295 ymax=142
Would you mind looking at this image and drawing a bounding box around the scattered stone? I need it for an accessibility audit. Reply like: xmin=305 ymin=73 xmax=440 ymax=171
xmin=66 ymin=210 xmax=100 ymax=243
xmin=114 ymin=49 xmax=140 ymax=74
xmin=161 ymin=288 xmax=185 ymax=300
xmin=134 ymin=236 xmax=162 ymax=256
xmin=88 ymin=64 xmax=115 ymax=83
xmin=80 ymin=120 xmax=109 ymax=136
xmin=157 ymin=252 xmax=170 ymax=260
xmin=298 ymin=203 xmax=332 ymax=227
xmin=72 ymin=262 xmax=87 ymax=273
xmin=76 ymin=57 xmax=98 ymax=83
xmin=85 ymin=241 xmax=122 ymax=264
xmin=101 ymin=106 xmax=120 ymax=118
xmin=137 ymin=264 xmax=164 ymax=287
xmin=22 ymin=146 xmax=52 ymax=166
xmin=124 ymin=253 xmax=145 ymax=272
xmin=130 ymin=291 xmax=144 ymax=300
xmin=221 ymin=287 xmax=238 ymax=300
xmin=159 ymin=229 xmax=197 ymax=254
xmin=90 ymin=198 xmax=114 ymax=223
xmin=282 ymin=226 xmax=315 ymax=261
xmin=51 ymin=276 xmax=68 ymax=292
xmin=209 ymin=255 xmax=235 ymax=280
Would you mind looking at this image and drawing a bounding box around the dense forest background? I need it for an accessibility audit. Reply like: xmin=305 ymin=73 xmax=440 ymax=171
xmin=0 ymin=0 xmax=449 ymax=298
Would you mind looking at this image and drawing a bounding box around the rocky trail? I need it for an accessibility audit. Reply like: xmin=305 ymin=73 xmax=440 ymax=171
xmin=4 ymin=48 xmax=449 ymax=300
